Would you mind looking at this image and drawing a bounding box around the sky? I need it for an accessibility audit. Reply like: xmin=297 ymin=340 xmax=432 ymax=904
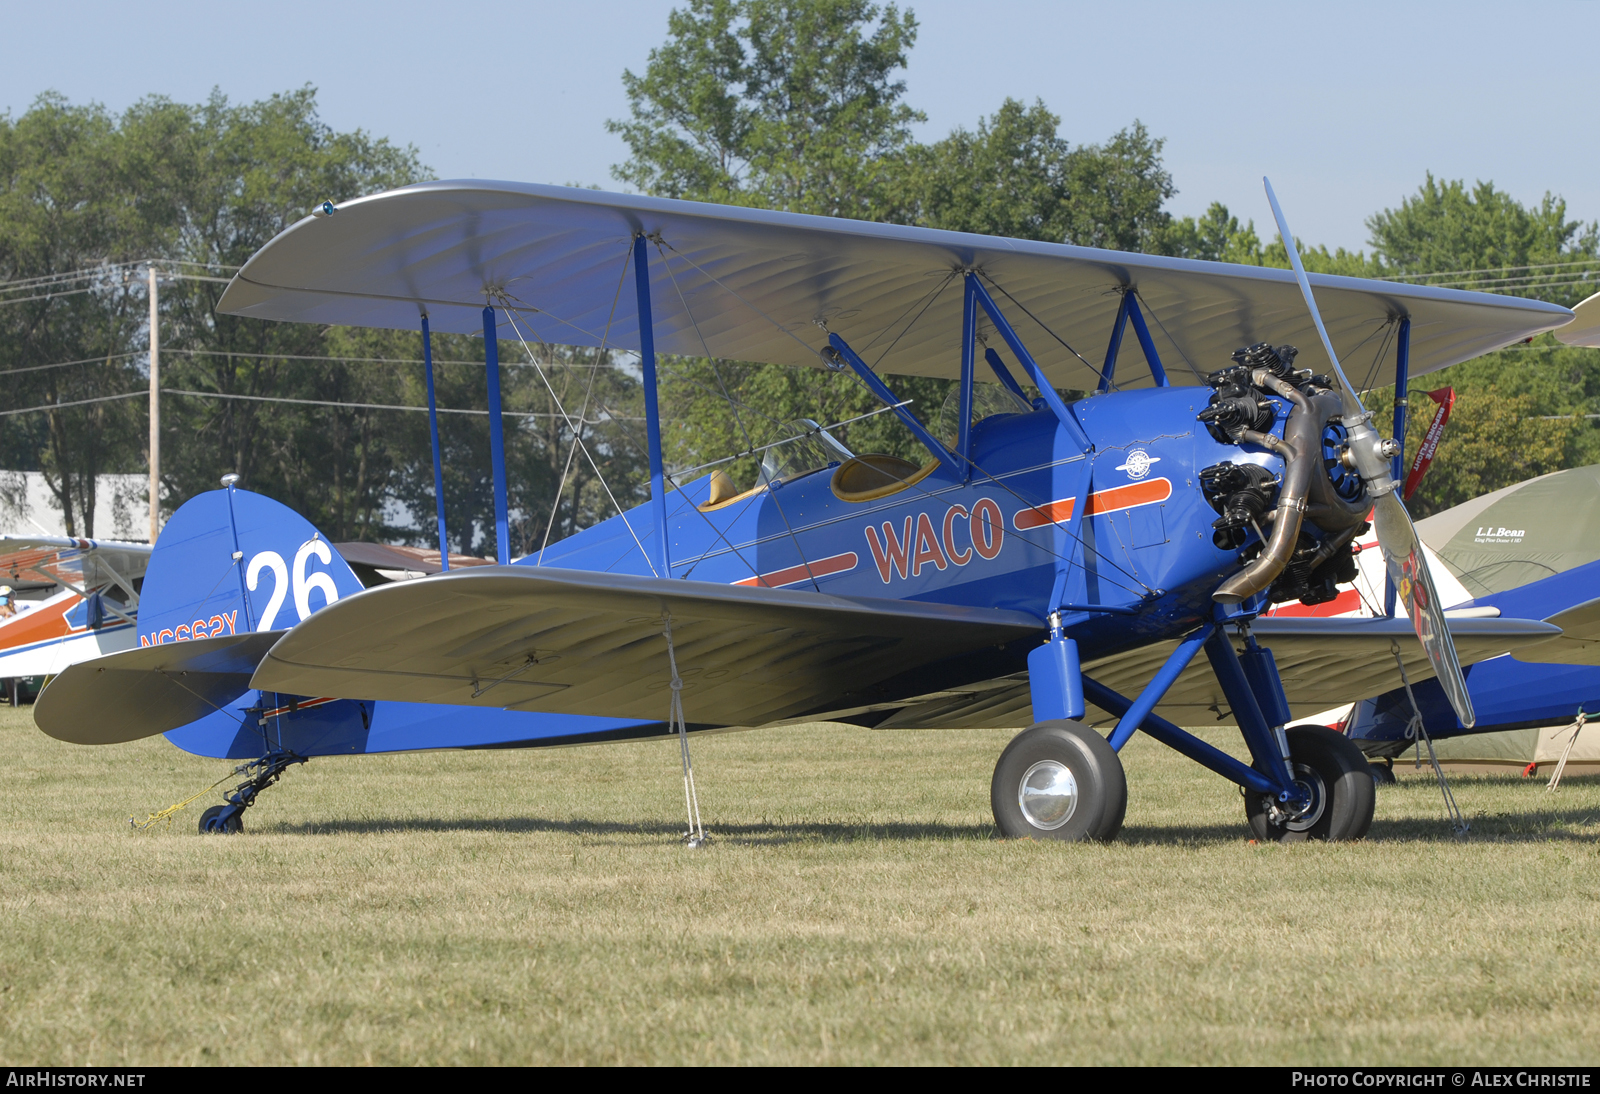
xmin=5 ymin=0 xmax=1596 ymax=253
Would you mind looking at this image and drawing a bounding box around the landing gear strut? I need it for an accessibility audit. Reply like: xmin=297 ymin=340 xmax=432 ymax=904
xmin=197 ymin=751 xmax=306 ymax=835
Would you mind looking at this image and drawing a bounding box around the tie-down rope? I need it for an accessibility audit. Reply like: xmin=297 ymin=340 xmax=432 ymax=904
xmin=663 ymin=615 xmax=706 ymax=847
xmin=1392 ymin=644 xmax=1469 ymax=836
xmin=1546 ymin=709 xmax=1588 ymax=792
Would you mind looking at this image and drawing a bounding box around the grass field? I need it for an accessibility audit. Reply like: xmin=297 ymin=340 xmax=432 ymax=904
xmin=2 ymin=701 xmax=1598 ymax=1066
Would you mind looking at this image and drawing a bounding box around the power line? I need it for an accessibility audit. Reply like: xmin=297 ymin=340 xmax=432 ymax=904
xmin=1 ymin=386 xmax=649 ymax=421
xmin=3 ymin=345 xmax=631 ymax=375
xmin=0 ymin=391 xmax=148 ymax=417
xmin=1379 ymin=257 xmax=1600 ymax=282
xmin=161 ymin=388 xmax=646 ymax=421
xmin=0 ymin=258 xmax=241 ymax=293
xmin=0 ymin=352 xmax=142 ymax=377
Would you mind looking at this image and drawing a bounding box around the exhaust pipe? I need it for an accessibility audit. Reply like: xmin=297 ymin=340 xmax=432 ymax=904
xmin=1213 ymin=372 xmax=1320 ymax=604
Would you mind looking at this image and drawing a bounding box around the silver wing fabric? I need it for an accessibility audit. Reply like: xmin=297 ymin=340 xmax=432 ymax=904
xmin=844 ymin=616 xmax=1562 ymax=731
xmin=35 ymin=632 xmax=284 ymax=744
xmin=250 ymin=566 xmax=1044 ymax=726
xmin=216 ymin=181 xmax=1571 ymax=390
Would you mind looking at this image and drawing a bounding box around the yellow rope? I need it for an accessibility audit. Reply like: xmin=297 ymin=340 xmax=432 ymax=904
xmin=130 ymin=769 xmax=236 ymax=831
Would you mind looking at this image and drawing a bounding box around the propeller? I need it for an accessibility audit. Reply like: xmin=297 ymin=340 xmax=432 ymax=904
xmin=1263 ymin=178 xmax=1475 ymax=728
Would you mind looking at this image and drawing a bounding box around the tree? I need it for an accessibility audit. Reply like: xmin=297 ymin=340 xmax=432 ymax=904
xmin=150 ymin=88 xmax=429 ymax=541
xmin=614 ymin=8 xmax=1185 ymax=486
xmin=898 ymin=100 xmax=1175 ymax=253
xmin=609 ymin=0 xmax=923 ymax=218
xmin=0 ymin=95 xmax=152 ymax=535
xmin=1368 ymin=175 xmax=1599 ymax=307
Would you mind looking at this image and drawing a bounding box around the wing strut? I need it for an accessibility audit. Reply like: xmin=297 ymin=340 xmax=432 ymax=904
xmin=634 ymin=236 xmax=672 ymax=578
xmin=422 ymin=314 xmax=451 ymax=571
xmin=1384 ymin=317 xmax=1411 ymax=616
xmin=481 ymin=306 xmax=512 ymax=565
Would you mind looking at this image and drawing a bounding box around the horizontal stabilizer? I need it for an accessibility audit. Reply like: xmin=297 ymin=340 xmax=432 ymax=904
xmin=252 ymin=566 xmax=1044 ymax=726
xmin=35 ymin=632 xmax=283 ymax=744
xmin=1513 ymin=597 xmax=1600 ymax=665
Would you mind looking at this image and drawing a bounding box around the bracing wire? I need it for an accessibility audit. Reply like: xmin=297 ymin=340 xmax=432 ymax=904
xmin=533 ymin=244 xmax=636 ymax=563
xmin=976 ymin=272 xmax=1099 ymax=377
xmin=1130 ymin=290 xmax=1206 ymax=384
xmin=652 ymin=233 xmax=825 ymax=588
xmin=654 ymin=239 xmax=821 ymax=359
xmin=1355 ymin=319 xmax=1400 ymax=397
xmin=869 ymin=272 xmax=957 ymax=370
xmin=499 ymin=301 xmax=659 ymax=577
xmin=858 ymin=269 xmax=957 ymax=361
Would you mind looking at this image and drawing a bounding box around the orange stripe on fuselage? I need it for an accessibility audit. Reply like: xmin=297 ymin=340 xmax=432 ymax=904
xmin=1013 ymin=478 xmax=1172 ymax=531
xmin=260 ymin=696 xmax=341 ymax=718
xmin=0 ymin=593 xmax=82 ymax=652
xmin=732 ymin=551 xmax=858 ymax=588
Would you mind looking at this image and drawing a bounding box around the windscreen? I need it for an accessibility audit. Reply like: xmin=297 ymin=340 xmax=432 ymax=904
xmin=758 ymin=419 xmax=854 ymax=486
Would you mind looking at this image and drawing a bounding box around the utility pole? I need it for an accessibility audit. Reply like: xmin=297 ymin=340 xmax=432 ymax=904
xmin=148 ymin=265 xmax=160 ymax=543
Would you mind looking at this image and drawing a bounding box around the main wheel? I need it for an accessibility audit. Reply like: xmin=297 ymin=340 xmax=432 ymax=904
xmin=992 ymin=720 xmax=1127 ymax=841
xmin=198 ymin=805 xmax=244 ymax=835
xmin=1245 ymin=725 xmax=1375 ymax=842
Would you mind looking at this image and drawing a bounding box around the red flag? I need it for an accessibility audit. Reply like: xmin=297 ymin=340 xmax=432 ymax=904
xmin=1402 ymin=388 xmax=1455 ymax=500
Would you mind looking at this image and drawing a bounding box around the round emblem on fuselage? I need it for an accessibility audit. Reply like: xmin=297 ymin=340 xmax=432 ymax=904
xmin=1115 ymin=448 xmax=1158 ymax=480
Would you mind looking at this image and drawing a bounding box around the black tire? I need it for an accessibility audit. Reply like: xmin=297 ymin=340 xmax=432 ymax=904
xmin=4 ymin=679 xmax=16 ymax=707
xmin=1245 ymin=725 xmax=1375 ymax=842
xmin=198 ymin=805 xmax=243 ymax=835
xmin=992 ymin=720 xmax=1127 ymax=842
xmin=1369 ymin=761 xmax=1396 ymax=787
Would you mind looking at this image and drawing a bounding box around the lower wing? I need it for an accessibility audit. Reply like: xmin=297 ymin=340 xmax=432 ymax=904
xmin=848 ymin=615 xmax=1562 ymax=730
xmin=250 ymin=565 xmax=1045 ymax=727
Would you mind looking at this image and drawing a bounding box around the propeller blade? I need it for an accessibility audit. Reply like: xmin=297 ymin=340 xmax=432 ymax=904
xmin=1370 ymin=491 xmax=1476 ymax=726
xmin=1262 ymin=178 xmax=1367 ymax=421
xmin=1262 ymin=177 xmax=1476 ymax=728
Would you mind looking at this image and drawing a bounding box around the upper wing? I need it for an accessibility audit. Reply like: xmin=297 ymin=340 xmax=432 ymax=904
xmin=1556 ymin=290 xmax=1600 ymax=347
xmin=0 ymin=534 xmax=152 ymax=592
xmin=1512 ymin=597 xmax=1600 ymax=666
xmin=215 ymin=180 xmax=1570 ymax=389
xmin=852 ymin=615 xmax=1563 ymax=730
xmin=250 ymin=565 xmax=1044 ymax=727
xmin=34 ymin=632 xmax=283 ymax=744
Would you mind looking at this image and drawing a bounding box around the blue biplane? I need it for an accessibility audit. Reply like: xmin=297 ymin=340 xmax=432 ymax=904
xmin=36 ymin=179 xmax=1576 ymax=842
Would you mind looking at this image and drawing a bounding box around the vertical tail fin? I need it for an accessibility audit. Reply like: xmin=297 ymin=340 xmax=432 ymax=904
xmin=138 ymin=484 xmax=364 ymax=648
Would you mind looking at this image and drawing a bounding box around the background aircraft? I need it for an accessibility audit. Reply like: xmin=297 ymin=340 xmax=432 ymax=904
xmin=35 ymin=180 xmax=1576 ymax=842
xmin=0 ymin=534 xmax=150 ymax=706
xmin=1274 ymin=464 xmax=1600 ymax=771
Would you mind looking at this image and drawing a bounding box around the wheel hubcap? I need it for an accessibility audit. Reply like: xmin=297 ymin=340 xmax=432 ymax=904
xmin=1281 ymin=763 xmax=1328 ymax=832
xmin=1019 ymin=760 xmax=1078 ymax=830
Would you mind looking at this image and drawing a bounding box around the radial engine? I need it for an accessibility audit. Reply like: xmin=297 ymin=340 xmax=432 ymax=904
xmin=1197 ymin=343 xmax=1379 ymax=607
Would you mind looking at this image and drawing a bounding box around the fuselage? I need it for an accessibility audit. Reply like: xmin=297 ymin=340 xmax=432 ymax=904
xmin=142 ymin=387 xmax=1301 ymax=761
xmin=534 ymin=387 xmax=1284 ymax=661
xmin=0 ymin=586 xmax=137 ymax=678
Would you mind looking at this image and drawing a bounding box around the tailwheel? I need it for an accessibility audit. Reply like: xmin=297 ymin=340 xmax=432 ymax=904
xmin=198 ymin=805 xmax=244 ymax=835
xmin=1246 ymin=725 xmax=1374 ymax=842
xmin=992 ymin=720 xmax=1127 ymax=842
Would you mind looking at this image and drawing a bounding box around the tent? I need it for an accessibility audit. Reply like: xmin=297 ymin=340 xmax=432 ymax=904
xmin=1416 ymin=464 xmax=1600 ymax=598
xmin=1417 ymin=717 xmax=1596 ymax=777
